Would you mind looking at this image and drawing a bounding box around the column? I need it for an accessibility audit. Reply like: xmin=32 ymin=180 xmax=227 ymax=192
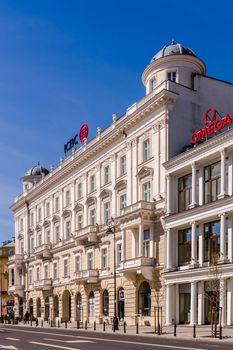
xmin=198 ymin=224 xmax=204 ymax=266
xmin=198 ymin=281 xmax=204 ymax=325
xmin=83 ymin=174 xmax=88 ymax=227
xmin=165 ymin=284 xmax=172 ymax=326
xmin=166 ymin=174 xmax=171 ymax=215
xmin=227 ymin=279 xmax=233 ymax=325
xmin=71 ymin=183 xmax=75 ymax=236
xmin=219 ymin=149 xmax=226 ymax=198
xmin=220 ymin=278 xmax=226 ymax=326
xmin=96 ymin=165 xmax=101 ymax=224
xmin=111 ymin=155 xmax=116 ymax=217
xmin=191 ymin=222 xmax=197 ymax=265
xmin=190 ymin=281 xmax=197 ymax=325
xmin=198 ymin=167 xmax=204 ymax=206
xmin=166 ymin=229 xmax=171 ymax=269
xmin=190 ymin=163 xmax=197 ymax=207
xmin=220 ymin=213 xmax=226 ymax=261
xmin=122 ymin=229 xmax=126 ymax=261
xmin=132 ymin=139 xmax=138 ymax=203
xmin=126 ymin=142 xmax=132 ymax=205
xmin=131 ymin=230 xmax=136 ymax=259
xmin=228 ymin=215 xmax=233 ymax=262
xmin=138 ymin=223 xmax=143 ymax=257
xmin=228 ymin=155 xmax=233 ymax=196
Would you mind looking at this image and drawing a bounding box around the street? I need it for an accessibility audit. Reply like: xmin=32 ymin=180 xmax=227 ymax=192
xmin=0 ymin=325 xmax=232 ymax=350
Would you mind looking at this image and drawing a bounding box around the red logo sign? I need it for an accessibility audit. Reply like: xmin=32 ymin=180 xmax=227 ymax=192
xmin=190 ymin=108 xmax=232 ymax=144
xmin=79 ymin=124 xmax=89 ymax=143
xmin=64 ymin=123 xmax=89 ymax=153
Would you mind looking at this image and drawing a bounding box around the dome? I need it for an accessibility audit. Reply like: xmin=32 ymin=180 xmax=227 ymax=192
xmin=25 ymin=163 xmax=49 ymax=177
xmin=150 ymin=40 xmax=196 ymax=63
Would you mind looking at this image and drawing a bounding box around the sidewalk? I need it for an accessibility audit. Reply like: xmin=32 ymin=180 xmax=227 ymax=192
xmin=5 ymin=321 xmax=233 ymax=343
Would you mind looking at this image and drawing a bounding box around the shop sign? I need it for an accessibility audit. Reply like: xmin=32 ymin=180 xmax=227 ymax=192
xmin=64 ymin=124 xmax=89 ymax=153
xmin=119 ymin=290 xmax=124 ymax=301
xmin=190 ymin=108 xmax=232 ymax=144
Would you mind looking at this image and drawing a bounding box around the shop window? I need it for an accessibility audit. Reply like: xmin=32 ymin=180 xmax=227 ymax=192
xmin=178 ymin=174 xmax=192 ymax=212
xmin=88 ymin=291 xmax=95 ymax=317
xmin=204 ymin=162 xmax=221 ymax=204
xmin=179 ymin=284 xmax=191 ymax=324
xmin=36 ymin=298 xmax=41 ymax=318
xmin=102 ymin=290 xmax=109 ymax=316
xmin=178 ymin=228 xmax=191 ymax=265
xmin=54 ymin=295 xmax=59 ymax=317
xmin=138 ymin=281 xmax=151 ymax=316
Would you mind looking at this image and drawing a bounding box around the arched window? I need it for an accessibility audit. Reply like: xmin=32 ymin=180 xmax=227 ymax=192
xmin=88 ymin=291 xmax=95 ymax=317
xmin=45 ymin=296 xmax=50 ymax=321
xmin=102 ymin=290 xmax=109 ymax=316
xmin=54 ymin=295 xmax=59 ymax=318
xmin=36 ymin=298 xmax=41 ymax=317
xmin=76 ymin=293 xmax=83 ymax=322
xmin=19 ymin=297 xmax=24 ymax=318
xmin=29 ymin=298 xmax=33 ymax=316
xmin=138 ymin=281 xmax=151 ymax=316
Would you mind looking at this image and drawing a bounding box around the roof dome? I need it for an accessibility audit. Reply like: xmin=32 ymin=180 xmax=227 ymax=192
xmin=150 ymin=40 xmax=196 ymax=62
xmin=26 ymin=162 xmax=49 ymax=177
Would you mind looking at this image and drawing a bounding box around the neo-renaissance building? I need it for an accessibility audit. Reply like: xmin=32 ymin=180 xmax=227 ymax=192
xmin=8 ymin=41 xmax=233 ymax=326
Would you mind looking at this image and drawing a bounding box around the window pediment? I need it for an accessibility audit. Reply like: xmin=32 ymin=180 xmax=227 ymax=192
xmin=114 ymin=180 xmax=127 ymax=191
xmin=137 ymin=166 xmax=153 ymax=179
xmin=86 ymin=196 xmax=96 ymax=206
xmin=52 ymin=215 xmax=60 ymax=223
xmin=99 ymin=189 xmax=112 ymax=199
xmin=74 ymin=202 xmax=84 ymax=212
xmin=43 ymin=220 xmax=51 ymax=227
xmin=35 ymin=224 xmax=42 ymax=232
xmin=62 ymin=209 xmax=72 ymax=218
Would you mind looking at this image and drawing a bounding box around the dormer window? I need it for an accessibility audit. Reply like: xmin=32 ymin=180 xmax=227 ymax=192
xmin=167 ymin=71 xmax=177 ymax=82
xmin=150 ymin=78 xmax=156 ymax=91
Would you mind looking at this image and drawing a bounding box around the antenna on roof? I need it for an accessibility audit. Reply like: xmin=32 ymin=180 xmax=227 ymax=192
xmin=171 ymin=39 xmax=176 ymax=45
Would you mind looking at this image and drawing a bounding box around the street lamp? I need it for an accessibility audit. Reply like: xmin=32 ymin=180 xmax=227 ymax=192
xmin=106 ymin=218 xmax=118 ymax=331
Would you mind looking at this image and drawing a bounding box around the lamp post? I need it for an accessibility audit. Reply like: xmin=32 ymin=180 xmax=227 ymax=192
xmin=106 ymin=218 xmax=118 ymax=331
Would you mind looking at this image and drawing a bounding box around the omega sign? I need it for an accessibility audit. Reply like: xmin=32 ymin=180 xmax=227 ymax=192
xmin=190 ymin=108 xmax=232 ymax=144
xmin=64 ymin=124 xmax=89 ymax=153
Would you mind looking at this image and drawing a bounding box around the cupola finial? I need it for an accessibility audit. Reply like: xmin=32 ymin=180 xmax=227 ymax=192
xmin=171 ymin=39 xmax=176 ymax=45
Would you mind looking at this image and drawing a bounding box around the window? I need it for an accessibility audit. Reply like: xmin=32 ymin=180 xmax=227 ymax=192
xmin=102 ymin=290 xmax=109 ymax=316
xmin=29 ymin=270 xmax=33 ymax=285
xmin=65 ymin=190 xmax=70 ymax=206
xmin=90 ymin=208 xmax=96 ymax=225
xmin=75 ymin=255 xmax=81 ymax=272
xmin=65 ymin=220 xmax=71 ymax=239
xmin=44 ymin=265 xmax=49 ymax=279
xmin=143 ymin=229 xmax=150 ymax=257
xmin=167 ymin=71 xmax=177 ymax=82
xmin=36 ymin=267 xmax=40 ymax=281
xmin=54 ymin=295 xmax=59 ymax=317
xmin=178 ymin=174 xmax=192 ymax=212
xmin=30 ymin=237 xmax=34 ymax=253
xmin=30 ymin=213 xmax=34 ymax=226
xmin=178 ymin=228 xmax=192 ymax=265
xmin=104 ymin=202 xmax=111 ymax=224
xmin=45 ymin=230 xmax=50 ymax=244
xmin=90 ymin=174 xmax=96 ymax=192
xmin=150 ymin=78 xmax=156 ymax=91
xmin=64 ymin=259 xmax=68 ymax=277
xmin=204 ymin=220 xmax=220 ymax=262
xmin=55 ymin=197 xmax=59 ymax=212
xmin=116 ymin=243 xmax=122 ymax=266
xmin=37 ymin=232 xmax=42 ymax=247
xmin=143 ymin=182 xmax=151 ymax=202
xmin=20 ymin=218 xmax=23 ymax=231
xmin=143 ymin=139 xmax=150 ymax=161
xmin=53 ymin=262 xmax=58 ymax=279
xmin=88 ymin=291 xmax=95 ymax=317
xmin=101 ymin=248 xmax=108 ymax=270
xmin=138 ymin=281 xmax=151 ymax=316
xmin=46 ymin=202 xmax=50 ymax=217
xmin=54 ymin=225 xmax=60 ymax=243
xmin=204 ymin=162 xmax=221 ymax=204
xmin=87 ymin=252 xmax=94 ymax=270
xmin=120 ymin=155 xmax=126 ymax=176
xmin=20 ymin=241 xmax=24 ymax=254
xmin=77 ymin=214 xmax=83 ymax=230
xmin=38 ymin=208 xmax=42 ymax=221
xmin=120 ymin=194 xmax=127 ymax=209
xmin=104 ymin=165 xmax=110 ymax=184
xmin=77 ymin=183 xmax=83 ymax=199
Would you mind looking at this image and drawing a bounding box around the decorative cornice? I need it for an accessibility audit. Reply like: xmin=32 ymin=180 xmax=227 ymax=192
xmin=114 ymin=180 xmax=127 ymax=191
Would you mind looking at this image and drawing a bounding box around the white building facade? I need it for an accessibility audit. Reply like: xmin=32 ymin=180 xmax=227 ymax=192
xmin=8 ymin=41 xmax=233 ymax=326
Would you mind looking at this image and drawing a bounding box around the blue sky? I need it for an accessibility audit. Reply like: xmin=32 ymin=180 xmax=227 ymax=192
xmin=1 ymin=0 xmax=233 ymax=242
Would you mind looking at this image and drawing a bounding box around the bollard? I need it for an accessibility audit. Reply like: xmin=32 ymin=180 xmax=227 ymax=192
xmin=48 ymin=319 xmax=50 ymax=325
xmin=94 ymin=321 xmax=96 ymax=331
xmin=77 ymin=320 xmax=80 ymax=329
xmin=219 ymin=325 xmax=222 ymax=340
xmin=124 ymin=321 xmax=126 ymax=333
xmin=85 ymin=320 xmax=87 ymax=330
xmin=103 ymin=321 xmax=105 ymax=331
xmin=41 ymin=320 xmax=43 ymax=327
xmin=193 ymin=324 xmax=196 ymax=338
xmin=174 ymin=323 xmax=176 ymax=336
xmin=51 ymin=320 xmax=53 ymax=327
xmin=136 ymin=323 xmax=139 ymax=334
xmin=30 ymin=320 xmax=32 ymax=327
xmin=158 ymin=323 xmax=161 ymax=336
xmin=58 ymin=320 xmax=60 ymax=328
xmin=65 ymin=321 xmax=67 ymax=328
xmin=36 ymin=319 xmax=38 ymax=327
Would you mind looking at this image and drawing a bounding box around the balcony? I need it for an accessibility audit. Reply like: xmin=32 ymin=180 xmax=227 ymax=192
xmin=34 ymin=279 xmax=52 ymax=291
xmin=8 ymin=284 xmax=24 ymax=297
xmin=118 ymin=201 xmax=155 ymax=227
xmin=75 ymin=225 xmax=98 ymax=245
xmin=34 ymin=244 xmax=52 ymax=260
xmin=7 ymin=254 xmax=24 ymax=267
xmin=118 ymin=257 xmax=156 ymax=280
xmin=74 ymin=269 xmax=99 ymax=283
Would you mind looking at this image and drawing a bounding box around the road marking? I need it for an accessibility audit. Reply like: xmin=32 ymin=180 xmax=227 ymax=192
xmin=43 ymin=338 xmax=94 ymax=343
xmin=29 ymin=342 xmax=80 ymax=350
xmin=3 ymin=328 xmax=208 ymax=350
xmin=5 ymin=338 xmax=19 ymax=341
xmin=0 ymin=346 xmax=18 ymax=350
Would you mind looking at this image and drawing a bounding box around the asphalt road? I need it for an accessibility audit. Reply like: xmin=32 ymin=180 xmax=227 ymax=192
xmin=0 ymin=325 xmax=231 ymax=350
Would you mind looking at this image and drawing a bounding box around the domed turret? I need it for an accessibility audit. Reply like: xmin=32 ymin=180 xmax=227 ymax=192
xmin=21 ymin=162 xmax=49 ymax=192
xmin=142 ymin=40 xmax=206 ymax=94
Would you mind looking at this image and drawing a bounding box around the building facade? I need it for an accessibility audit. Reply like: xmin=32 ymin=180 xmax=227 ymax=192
xmin=9 ymin=41 xmax=233 ymax=326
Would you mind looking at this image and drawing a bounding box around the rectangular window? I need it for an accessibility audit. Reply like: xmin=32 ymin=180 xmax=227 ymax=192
xmin=204 ymin=220 xmax=220 ymax=262
xmin=20 ymin=241 xmax=24 ymax=254
xmin=30 ymin=213 xmax=34 ymax=226
xmin=90 ymin=208 xmax=96 ymax=225
xmin=46 ymin=202 xmax=50 ymax=217
xmin=20 ymin=218 xmax=23 ymax=231
xmin=167 ymin=71 xmax=177 ymax=82
xmin=120 ymin=194 xmax=127 ymax=209
xmin=44 ymin=265 xmax=49 ymax=279
xmin=64 ymin=259 xmax=68 ymax=277
xmin=87 ymin=252 xmax=94 ymax=270
xmin=120 ymin=155 xmax=126 ymax=176
xmin=143 ymin=229 xmax=150 ymax=257
xmin=46 ymin=230 xmax=50 ymax=244
xmin=143 ymin=182 xmax=151 ymax=202
xmin=65 ymin=220 xmax=71 ymax=239
xmin=178 ymin=174 xmax=192 ymax=212
xmin=38 ymin=208 xmax=42 ymax=221
xmin=77 ymin=183 xmax=83 ymax=199
xmin=104 ymin=202 xmax=111 ymax=224
xmin=29 ymin=270 xmax=33 ymax=285
xmin=117 ymin=243 xmax=122 ymax=266
xmin=54 ymin=225 xmax=60 ymax=243
xmin=151 ymin=78 xmax=156 ymax=91
xmin=77 ymin=215 xmax=83 ymax=230
xmin=30 ymin=237 xmax=34 ymax=253
xmin=178 ymin=228 xmax=192 ymax=266
xmin=36 ymin=267 xmax=40 ymax=281
xmin=53 ymin=262 xmax=58 ymax=279
xmin=66 ymin=190 xmax=70 ymax=206
xmin=104 ymin=165 xmax=110 ymax=184
xmin=55 ymin=197 xmax=59 ymax=212
xmin=101 ymin=248 xmax=108 ymax=270
xmin=143 ymin=139 xmax=150 ymax=161
xmin=37 ymin=232 xmax=42 ymax=247
xmin=75 ymin=255 xmax=81 ymax=272
xmin=90 ymin=174 xmax=96 ymax=192
xmin=204 ymin=162 xmax=221 ymax=204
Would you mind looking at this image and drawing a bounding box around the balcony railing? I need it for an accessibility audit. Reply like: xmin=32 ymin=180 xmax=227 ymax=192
xmin=120 ymin=200 xmax=155 ymax=216
xmin=75 ymin=225 xmax=98 ymax=244
xmin=34 ymin=244 xmax=52 ymax=259
xmin=34 ymin=278 xmax=52 ymax=290
xmin=118 ymin=257 xmax=156 ymax=271
xmin=74 ymin=269 xmax=99 ymax=283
